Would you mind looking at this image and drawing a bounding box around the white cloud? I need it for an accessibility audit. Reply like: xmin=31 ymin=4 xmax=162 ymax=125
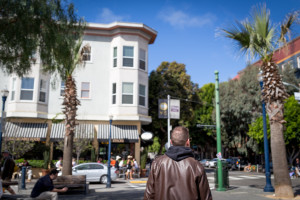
xmin=158 ymin=8 xmax=216 ymax=28
xmin=96 ymin=8 xmax=129 ymax=23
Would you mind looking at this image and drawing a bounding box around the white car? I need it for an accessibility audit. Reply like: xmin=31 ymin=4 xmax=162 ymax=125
xmin=208 ymin=158 xmax=218 ymax=168
xmin=58 ymin=162 xmax=118 ymax=183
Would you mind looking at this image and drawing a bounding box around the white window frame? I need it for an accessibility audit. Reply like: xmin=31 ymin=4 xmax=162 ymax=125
xmin=297 ymin=56 xmax=300 ymax=68
xmin=122 ymin=82 xmax=134 ymax=104
xmin=139 ymin=84 xmax=146 ymax=106
xmin=81 ymin=82 xmax=90 ymax=99
xmin=139 ymin=48 xmax=146 ymax=70
xmin=39 ymin=79 xmax=47 ymax=103
xmin=123 ymin=46 xmax=134 ymax=67
xmin=60 ymin=81 xmax=65 ymax=97
xmin=11 ymin=77 xmax=16 ymax=101
xmin=113 ymin=47 xmax=117 ymax=68
xmin=82 ymin=45 xmax=92 ymax=62
xmin=112 ymin=83 xmax=116 ymax=104
xmin=20 ymin=77 xmax=34 ymax=101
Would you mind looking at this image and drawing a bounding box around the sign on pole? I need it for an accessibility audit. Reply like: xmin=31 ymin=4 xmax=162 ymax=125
xmin=170 ymin=99 xmax=180 ymax=119
xmin=158 ymin=99 xmax=168 ymax=119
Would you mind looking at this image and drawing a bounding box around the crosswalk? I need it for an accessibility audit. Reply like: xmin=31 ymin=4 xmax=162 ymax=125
xmin=128 ymin=174 xmax=272 ymax=190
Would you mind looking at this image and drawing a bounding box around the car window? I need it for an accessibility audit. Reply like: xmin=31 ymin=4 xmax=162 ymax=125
xmin=90 ymin=164 xmax=104 ymax=169
xmin=76 ymin=165 xmax=89 ymax=170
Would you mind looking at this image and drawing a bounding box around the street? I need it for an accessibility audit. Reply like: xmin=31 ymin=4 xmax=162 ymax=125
xmin=5 ymin=169 xmax=300 ymax=200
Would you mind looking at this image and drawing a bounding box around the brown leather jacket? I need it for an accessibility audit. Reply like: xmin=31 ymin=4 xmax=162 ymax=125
xmin=144 ymin=148 xmax=212 ymax=200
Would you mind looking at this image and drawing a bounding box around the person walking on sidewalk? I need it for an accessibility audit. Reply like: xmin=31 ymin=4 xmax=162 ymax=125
xmin=1 ymin=150 xmax=16 ymax=195
xmin=144 ymin=126 xmax=212 ymax=200
xmin=31 ymin=169 xmax=68 ymax=200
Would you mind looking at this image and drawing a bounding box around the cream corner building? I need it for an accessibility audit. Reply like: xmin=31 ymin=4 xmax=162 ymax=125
xmin=0 ymin=22 xmax=157 ymax=164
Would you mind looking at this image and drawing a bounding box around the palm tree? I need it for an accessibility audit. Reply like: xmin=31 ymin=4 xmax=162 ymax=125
xmin=222 ymin=5 xmax=299 ymax=198
xmin=43 ymin=13 xmax=85 ymax=175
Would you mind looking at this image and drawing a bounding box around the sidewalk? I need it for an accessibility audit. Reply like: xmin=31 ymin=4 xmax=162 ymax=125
xmin=3 ymin=177 xmax=300 ymax=200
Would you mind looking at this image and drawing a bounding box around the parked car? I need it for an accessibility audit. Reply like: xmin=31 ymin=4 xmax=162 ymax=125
xmin=58 ymin=162 xmax=118 ymax=183
xmin=208 ymin=158 xmax=218 ymax=168
xmin=200 ymin=159 xmax=211 ymax=167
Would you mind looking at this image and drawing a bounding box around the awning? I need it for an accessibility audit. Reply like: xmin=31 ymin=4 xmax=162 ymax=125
xmin=98 ymin=124 xmax=139 ymax=143
xmin=4 ymin=122 xmax=48 ymax=141
xmin=50 ymin=123 xmax=95 ymax=141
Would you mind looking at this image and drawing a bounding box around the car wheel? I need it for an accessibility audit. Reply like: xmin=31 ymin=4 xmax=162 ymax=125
xmin=100 ymin=175 xmax=107 ymax=184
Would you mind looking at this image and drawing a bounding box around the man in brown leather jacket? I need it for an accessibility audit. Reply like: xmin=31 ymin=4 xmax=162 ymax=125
xmin=144 ymin=126 xmax=212 ymax=200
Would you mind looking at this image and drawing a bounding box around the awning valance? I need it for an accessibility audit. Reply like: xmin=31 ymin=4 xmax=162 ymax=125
xmin=50 ymin=123 xmax=95 ymax=141
xmin=97 ymin=124 xmax=139 ymax=143
xmin=3 ymin=122 xmax=48 ymax=141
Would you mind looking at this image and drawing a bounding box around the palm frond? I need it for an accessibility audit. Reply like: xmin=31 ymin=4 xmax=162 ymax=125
xmin=279 ymin=11 xmax=299 ymax=44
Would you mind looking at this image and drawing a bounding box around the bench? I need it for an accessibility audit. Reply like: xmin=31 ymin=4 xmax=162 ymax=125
xmin=53 ymin=175 xmax=88 ymax=194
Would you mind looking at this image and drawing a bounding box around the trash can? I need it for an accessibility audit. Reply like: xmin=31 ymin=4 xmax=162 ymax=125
xmin=214 ymin=161 xmax=229 ymax=189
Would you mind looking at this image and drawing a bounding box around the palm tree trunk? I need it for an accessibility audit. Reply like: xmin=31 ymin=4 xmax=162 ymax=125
xmin=262 ymin=62 xmax=293 ymax=197
xmin=62 ymin=75 xmax=80 ymax=175
xmin=267 ymin=102 xmax=293 ymax=197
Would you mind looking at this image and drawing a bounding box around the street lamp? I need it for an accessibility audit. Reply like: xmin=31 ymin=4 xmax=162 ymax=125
xmin=257 ymin=71 xmax=274 ymax=192
xmin=0 ymin=89 xmax=9 ymax=153
xmin=106 ymin=115 xmax=113 ymax=188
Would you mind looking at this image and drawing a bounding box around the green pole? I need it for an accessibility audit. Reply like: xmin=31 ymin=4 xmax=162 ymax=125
xmin=215 ymin=71 xmax=226 ymax=191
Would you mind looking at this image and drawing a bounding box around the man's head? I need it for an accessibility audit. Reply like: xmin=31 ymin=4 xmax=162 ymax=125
xmin=296 ymin=158 xmax=299 ymax=163
xmin=2 ymin=150 xmax=10 ymax=158
xmin=170 ymin=126 xmax=190 ymax=147
xmin=49 ymin=169 xmax=59 ymax=180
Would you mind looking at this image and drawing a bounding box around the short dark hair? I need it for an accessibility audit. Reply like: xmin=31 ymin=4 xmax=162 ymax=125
xmin=171 ymin=126 xmax=189 ymax=146
xmin=49 ymin=169 xmax=59 ymax=175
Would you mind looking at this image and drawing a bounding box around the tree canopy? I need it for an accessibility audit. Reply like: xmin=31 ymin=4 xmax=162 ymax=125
xmin=0 ymin=0 xmax=85 ymax=76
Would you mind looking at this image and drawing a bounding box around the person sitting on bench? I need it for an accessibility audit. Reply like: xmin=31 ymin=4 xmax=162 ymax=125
xmin=31 ymin=169 xmax=68 ymax=200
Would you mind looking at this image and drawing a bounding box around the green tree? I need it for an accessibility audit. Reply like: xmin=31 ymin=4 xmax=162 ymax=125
xmin=222 ymin=5 xmax=299 ymax=197
xmin=219 ymin=66 xmax=261 ymax=157
xmin=146 ymin=61 xmax=199 ymax=154
xmin=0 ymin=0 xmax=84 ymax=76
xmin=3 ymin=140 xmax=35 ymax=159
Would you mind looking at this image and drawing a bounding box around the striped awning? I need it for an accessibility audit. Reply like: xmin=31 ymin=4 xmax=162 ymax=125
xmin=50 ymin=123 xmax=95 ymax=141
xmin=98 ymin=124 xmax=139 ymax=143
xmin=3 ymin=122 xmax=48 ymax=141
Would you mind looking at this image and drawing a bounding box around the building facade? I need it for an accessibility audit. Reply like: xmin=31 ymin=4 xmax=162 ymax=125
xmin=0 ymin=22 xmax=157 ymax=163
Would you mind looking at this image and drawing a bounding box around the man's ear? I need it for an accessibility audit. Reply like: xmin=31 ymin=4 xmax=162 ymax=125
xmin=170 ymin=140 xmax=173 ymax=145
xmin=185 ymin=139 xmax=190 ymax=147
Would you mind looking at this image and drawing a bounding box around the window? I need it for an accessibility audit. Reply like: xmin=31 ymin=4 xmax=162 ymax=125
xmin=113 ymin=47 xmax=117 ymax=67
xmin=82 ymin=45 xmax=91 ymax=61
xmin=20 ymin=78 xmax=34 ymax=100
xmin=139 ymin=84 xmax=146 ymax=106
xmin=123 ymin=46 xmax=134 ymax=67
xmin=112 ymin=83 xmax=116 ymax=104
xmin=297 ymin=56 xmax=300 ymax=68
xmin=81 ymin=82 xmax=90 ymax=98
xmin=122 ymin=82 xmax=133 ymax=104
xmin=90 ymin=164 xmax=104 ymax=169
xmin=139 ymin=49 xmax=146 ymax=70
xmin=60 ymin=81 xmax=65 ymax=97
xmin=11 ymin=78 xmax=16 ymax=101
xmin=39 ymin=79 xmax=47 ymax=102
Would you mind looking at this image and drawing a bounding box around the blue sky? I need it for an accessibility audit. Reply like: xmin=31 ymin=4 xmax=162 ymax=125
xmin=71 ymin=0 xmax=300 ymax=87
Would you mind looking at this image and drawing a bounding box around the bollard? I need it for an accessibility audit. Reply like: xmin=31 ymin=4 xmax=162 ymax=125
xmin=257 ymin=164 xmax=259 ymax=173
xmin=21 ymin=166 xmax=26 ymax=189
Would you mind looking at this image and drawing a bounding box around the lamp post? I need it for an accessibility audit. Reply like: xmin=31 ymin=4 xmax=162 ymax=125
xmin=0 ymin=89 xmax=9 ymax=153
xmin=106 ymin=115 xmax=113 ymax=188
xmin=258 ymin=71 xmax=274 ymax=192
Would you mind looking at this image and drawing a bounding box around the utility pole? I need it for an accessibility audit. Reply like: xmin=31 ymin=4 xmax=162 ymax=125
xmin=167 ymin=95 xmax=171 ymax=148
xmin=215 ymin=71 xmax=225 ymax=191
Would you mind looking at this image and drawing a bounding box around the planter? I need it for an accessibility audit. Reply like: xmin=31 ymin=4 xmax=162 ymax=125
xmin=140 ymin=169 xmax=148 ymax=177
xmin=41 ymin=169 xmax=50 ymax=176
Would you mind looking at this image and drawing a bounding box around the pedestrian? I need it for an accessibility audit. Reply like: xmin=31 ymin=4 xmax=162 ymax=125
xmin=126 ymin=155 xmax=134 ymax=180
xmin=55 ymin=157 xmax=62 ymax=170
xmin=144 ymin=126 xmax=212 ymax=200
xmin=0 ymin=150 xmax=16 ymax=195
xmin=31 ymin=169 xmax=68 ymax=200
xmin=97 ymin=157 xmax=103 ymax=163
xmin=72 ymin=158 xmax=77 ymax=167
xmin=21 ymin=159 xmax=32 ymax=182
